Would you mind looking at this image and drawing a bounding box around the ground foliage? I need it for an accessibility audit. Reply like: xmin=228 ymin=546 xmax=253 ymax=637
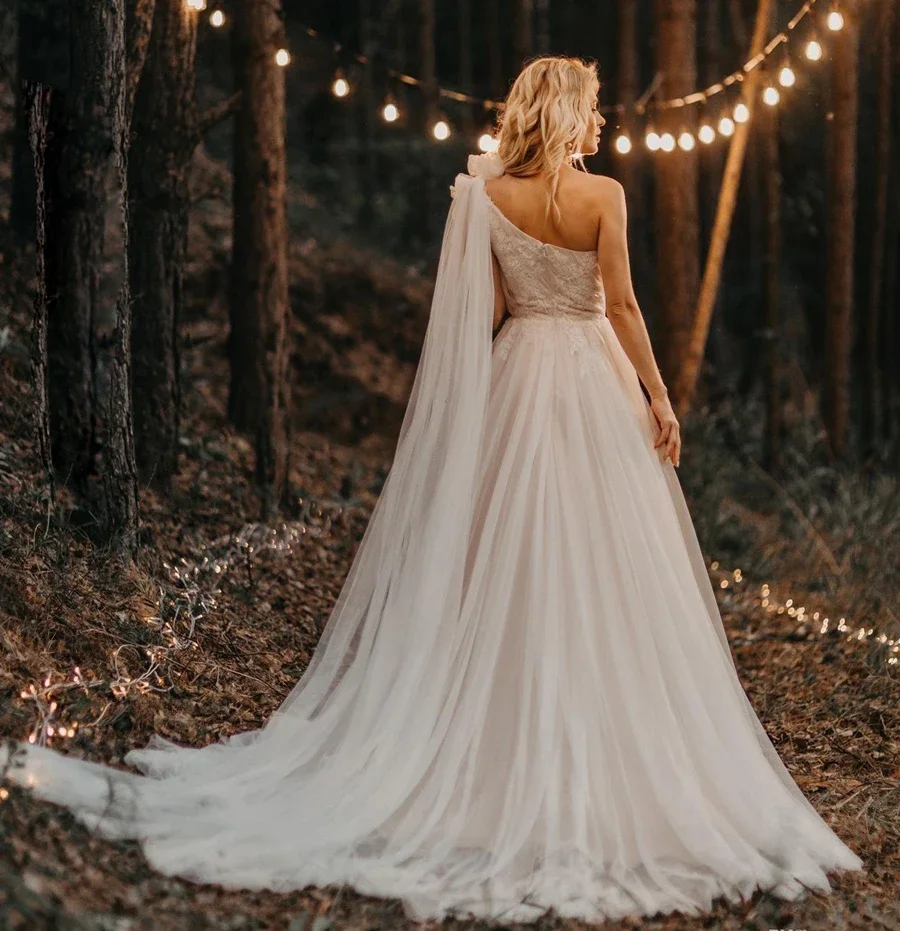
xmin=0 ymin=189 xmax=899 ymax=930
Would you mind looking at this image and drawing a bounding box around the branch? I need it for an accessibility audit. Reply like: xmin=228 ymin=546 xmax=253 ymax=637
xmin=195 ymin=92 xmax=243 ymax=139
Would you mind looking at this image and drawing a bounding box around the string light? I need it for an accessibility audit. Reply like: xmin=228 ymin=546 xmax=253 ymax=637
xmin=185 ymin=0 xmax=207 ymax=10
xmin=432 ymin=118 xmax=451 ymax=141
xmin=778 ymin=63 xmax=797 ymax=87
xmin=718 ymin=115 xmax=736 ymax=136
xmin=614 ymin=133 xmax=632 ymax=155
xmin=382 ymin=100 xmax=399 ymax=122
xmin=477 ymin=132 xmax=499 ymax=152
xmin=805 ymin=38 xmax=824 ymax=61
xmin=645 ymin=129 xmax=661 ymax=151
xmin=659 ymin=132 xmax=675 ymax=152
xmin=763 ymin=85 xmax=780 ymax=106
xmin=698 ymin=122 xmax=716 ymax=144
xmin=733 ymin=102 xmax=750 ymax=123
xmin=275 ymin=48 xmax=291 ymax=67
xmin=209 ymin=9 xmax=225 ymax=27
xmin=331 ymin=72 xmax=350 ymax=98
xmin=826 ymin=9 xmax=844 ymax=31
xmin=677 ymin=130 xmax=695 ymax=151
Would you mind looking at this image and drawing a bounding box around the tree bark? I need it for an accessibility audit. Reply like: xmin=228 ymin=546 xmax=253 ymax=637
xmin=535 ymin=0 xmax=550 ymax=55
xmin=459 ymin=0 xmax=474 ymax=132
xmin=229 ymin=0 xmax=291 ymax=513
xmin=129 ymin=0 xmax=197 ymax=488
xmin=487 ymin=0 xmax=503 ymax=98
xmin=862 ymin=0 xmax=893 ymax=456
xmin=514 ymin=0 xmax=533 ymax=69
xmin=822 ymin=6 xmax=859 ymax=460
xmin=101 ymin=0 xmax=140 ymax=553
xmin=653 ymin=0 xmax=699 ymax=396
xmin=26 ymin=83 xmax=54 ymax=499
xmin=674 ymin=0 xmax=773 ymax=415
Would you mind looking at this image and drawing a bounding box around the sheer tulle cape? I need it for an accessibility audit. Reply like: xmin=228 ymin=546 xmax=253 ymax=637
xmin=1 ymin=162 xmax=862 ymax=923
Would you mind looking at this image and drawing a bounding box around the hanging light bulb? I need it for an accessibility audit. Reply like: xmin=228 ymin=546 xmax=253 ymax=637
xmin=805 ymin=38 xmax=823 ymax=61
xmin=778 ymin=63 xmax=796 ymax=87
xmin=331 ymin=72 xmax=350 ymax=98
xmin=185 ymin=0 xmax=207 ymax=10
xmin=659 ymin=132 xmax=675 ymax=152
xmin=478 ymin=132 xmax=499 ymax=152
xmin=275 ymin=48 xmax=291 ymax=67
xmin=209 ymin=9 xmax=225 ymax=26
xmin=614 ymin=133 xmax=632 ymax=155
xmin=763 ymin=85 xmax=780 ymax=106
xmin=698 ymin=122 xmax=716 ymax=144
xmin=733 ymin=101 xmax=750 ymax=123
xmin=718 ymin=115 xmax=735 ymax=136
xmin=432 ymin=118 xmax=451 ymax=141
xmin=645 ymin=128 xmax=661 ymax=151
xmin=382 ymin=100 xmax=399 ymax=122
xmin=826 ymin=9 xmax=844 ymax=31
xmin=677 ymin=130 xmax=695 ymax=151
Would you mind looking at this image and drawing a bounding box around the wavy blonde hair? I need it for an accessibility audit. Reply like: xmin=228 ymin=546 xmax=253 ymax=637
xmin=496 ymin=56 xmax=600 ymax=219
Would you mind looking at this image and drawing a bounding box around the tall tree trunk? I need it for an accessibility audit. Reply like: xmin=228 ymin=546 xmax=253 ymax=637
xmin=761 ymin=75 xmax=783 ymax=474
xmin=358 ymin=0 xmax=376 ymax=226
xmin=487 ymin=0 xmax=503 ymax=98
xmin=654 ymin=0 xmax=699 ymax=395
xmin=862 ymin=0 xmax=893 ymax=456
xmin=535 ymin=0 xmax=550 ymax=55
xmin=128 ymin=0 xmax=196 ymax=488
xmin=229 ymin=0 xmax=291 ymax=513
xmin=101 ymin=0 xmax=140 ymax=553
xmin=26 ymin=83 xmax=54 ymax=499
xmin=823 ymin=5 xmax=859 ymax=461
xmin=459 ymin=0 xmax=474 ymax=132
xmin=514 ymin=0 xmax=533 ymax=69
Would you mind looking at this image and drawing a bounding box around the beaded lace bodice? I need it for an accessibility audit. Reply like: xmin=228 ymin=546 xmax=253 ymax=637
xmin=486 ymin=196 xmax=606 ymax=321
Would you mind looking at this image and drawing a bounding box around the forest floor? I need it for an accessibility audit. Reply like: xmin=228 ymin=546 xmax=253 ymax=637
xmin=1 ymin=195 xmax=899 ymax=931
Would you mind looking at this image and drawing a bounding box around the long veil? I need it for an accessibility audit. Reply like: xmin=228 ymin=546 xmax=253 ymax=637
xmin=1 ymin=166 xmax=498 ymax=863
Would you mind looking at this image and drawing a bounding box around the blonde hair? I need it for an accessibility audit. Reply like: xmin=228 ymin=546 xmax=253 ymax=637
xmin=496 ymin=56 xmax=600 ymax=219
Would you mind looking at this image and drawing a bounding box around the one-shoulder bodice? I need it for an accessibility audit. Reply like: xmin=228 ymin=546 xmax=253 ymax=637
xmin=486 ymin=195 xmax=606 ymax=321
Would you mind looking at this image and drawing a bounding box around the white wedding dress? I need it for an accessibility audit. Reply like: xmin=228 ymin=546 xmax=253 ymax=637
xmin=2 ymin=154 xmax=863 ymax=924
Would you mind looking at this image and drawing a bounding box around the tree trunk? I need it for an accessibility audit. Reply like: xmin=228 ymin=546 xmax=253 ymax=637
xmin=101 ymin=0 xmax=140 ymax=553
xmin=487 ymin=0 xmax=503 ymax=98
xmin=128 ymin=0 xmax=197 ymax=488
xmin=823 ymin=6 xmax=859 ymax=461
xmin=862 ymin=0 xmax=893 ymax=456
xmin=229 ymin=0 xmax=291 ymax=513
xmin=358 ymin=0 xmax=376 ymax=226
xmin=760 ymin=81 xmax=783 ymax=474
xmin=654 ymin=0 xmax=699 ymax=395
xmin=26 ymin=83 xmax=54 ymax=499
xmin=459 ymin=0 xmax=474 ymax=132
xmin=535 ymin=0 xmax=550 ymax=55
xmin=514 ymin=0 xmax=533 ymax=69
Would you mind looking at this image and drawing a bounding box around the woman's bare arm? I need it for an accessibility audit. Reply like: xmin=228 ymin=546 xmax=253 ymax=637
xmin=594 ymin=179 xmax=667 ymax=399
xmin=594 ymin=177 xmax=681 ymax=467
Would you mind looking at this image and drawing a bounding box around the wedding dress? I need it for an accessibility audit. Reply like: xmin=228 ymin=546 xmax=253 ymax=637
xmin=2 ymin=153 xmax=863 ymax=924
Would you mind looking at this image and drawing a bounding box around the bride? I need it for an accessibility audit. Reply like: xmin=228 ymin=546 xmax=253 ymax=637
xmin=2 ymin=56 xmax=862 ymax=923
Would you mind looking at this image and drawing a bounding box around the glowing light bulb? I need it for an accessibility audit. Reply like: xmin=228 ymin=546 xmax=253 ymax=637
xmin=615 ymin=133 xmax=632 ymax=155
xmin=478 ymin=132 xmax=499 ymax=152
xmin=432 ymin=119 xmax=451 ymax=141
xmin=645 ymin=130 xmax=661 ymax=151
xmin=332 ymin=75 xmax=350 ymax=98
xmin=677 ymin=131 xmax=695 ymax=151
xmin=733 ymin=102 xmax=750 ymax=123
xmin=275 ymin=48 xmax=291 ymax=67
xmin=778 ymin=65 xmax=796 ymax=87
xmin=382 ymin=102 xmax=399 ymax=122
xmin=186 ymin=0 xmax=207 ymax=9
xmin=209 ymin=9 xmax=225 ymax=26
xmin=763 ymin=85 xmax=780 ymax=106
xmin=805 ymin=39 xmax=823 ymax=61
xmin=827 ymin=10 xmax=844 ymax=31
xmin=698 ymin=123 xmax=716 ymax=144
xmin=718 ymin=115 xmax=735 ymax=136
xmin=659 ymin=132 xmax=675 ymax=152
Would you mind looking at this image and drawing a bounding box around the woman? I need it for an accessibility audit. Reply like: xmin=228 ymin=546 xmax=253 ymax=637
xmin=3 ymin=57 xmax=862 ymax=923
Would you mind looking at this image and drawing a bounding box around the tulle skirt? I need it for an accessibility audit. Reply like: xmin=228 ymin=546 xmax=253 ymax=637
xmin=3 ymin=310 xmax=862 ymax=924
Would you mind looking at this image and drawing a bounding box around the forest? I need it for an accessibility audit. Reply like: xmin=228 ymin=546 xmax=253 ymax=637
xmin=0 ymin=0 xmax=899 ymax=928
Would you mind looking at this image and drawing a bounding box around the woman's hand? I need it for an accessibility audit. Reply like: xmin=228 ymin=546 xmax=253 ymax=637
xmin=650 ymin=392 xmax=681 ymax=468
